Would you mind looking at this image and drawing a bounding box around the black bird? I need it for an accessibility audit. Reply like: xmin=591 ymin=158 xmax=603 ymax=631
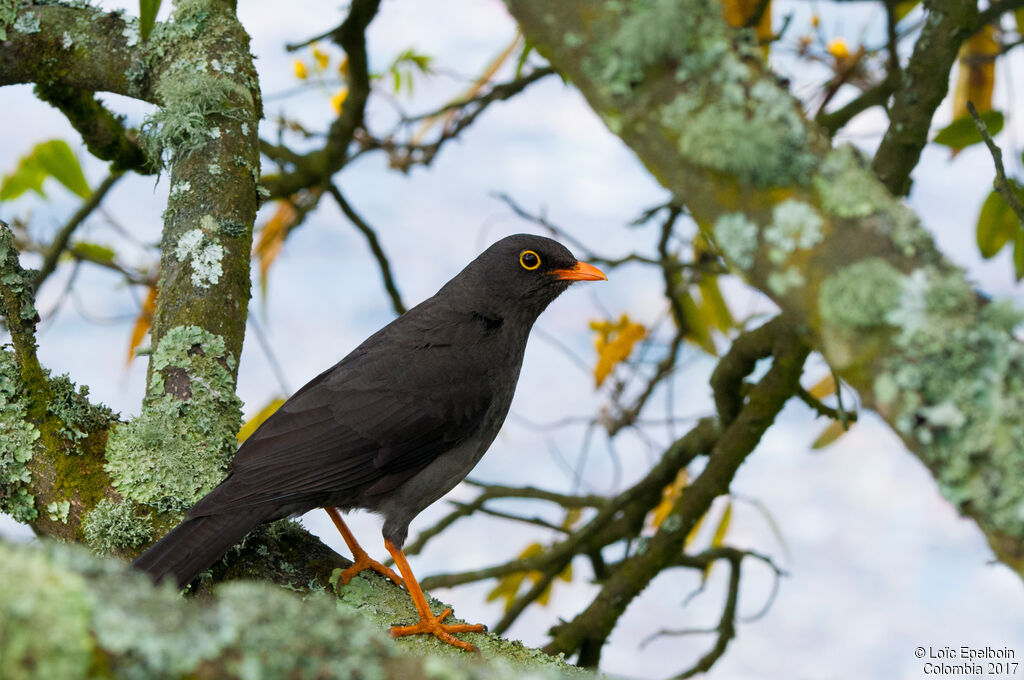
xmin=134 ymin=234 xmax=606 ymax=650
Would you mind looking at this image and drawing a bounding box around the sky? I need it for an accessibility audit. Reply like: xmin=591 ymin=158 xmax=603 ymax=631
xmin=1 ymin=1 xmax=1023 ymax=678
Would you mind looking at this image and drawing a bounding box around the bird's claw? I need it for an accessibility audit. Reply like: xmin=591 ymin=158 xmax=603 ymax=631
xmin=337 ymin=553 xmax=404 ymax=588
xmin=390 ymin=607 xmax=486 ymax=652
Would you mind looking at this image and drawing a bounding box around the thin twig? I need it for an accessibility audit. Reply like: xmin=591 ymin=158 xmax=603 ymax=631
xmin=34 ymin=170 xmax=123 ymax=289
xmin=968 ymin=101 xmax=1024 ymax=227
xmin=327 ymin=184 xmax=406 ymax=315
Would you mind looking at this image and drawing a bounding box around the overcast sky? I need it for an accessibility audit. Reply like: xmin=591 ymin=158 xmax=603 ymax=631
xmin=2 ymin=1 xmax=1023 ymax=678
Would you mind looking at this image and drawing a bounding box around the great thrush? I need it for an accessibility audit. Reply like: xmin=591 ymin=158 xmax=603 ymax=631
xmin=133 ymin=234 xmax=606 ymax=650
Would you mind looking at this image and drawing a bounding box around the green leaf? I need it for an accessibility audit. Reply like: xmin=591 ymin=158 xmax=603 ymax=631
xmin=1014 ymin=229 xmax=1024 ymax=282
xmin=69 ymin=242 xmax=117 ymax=264
xmin=894 ymin=0 xmax=922 ymax=20
xmin=139 ymin=0 xmax=162 ymax=42
xmin=933 ymin=110 xmax=1004 ymax=149
xmin=515 ymin=39 xmax=534 ymax=79
xmin=976 ymin=188 xmax=1022 ymax=258
xmin=1 ymin=140 xmax=91 ymax=202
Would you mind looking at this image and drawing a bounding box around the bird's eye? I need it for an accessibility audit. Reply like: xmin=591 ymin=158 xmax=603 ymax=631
xmin=519 ymin=250 xmax=541 ymax=270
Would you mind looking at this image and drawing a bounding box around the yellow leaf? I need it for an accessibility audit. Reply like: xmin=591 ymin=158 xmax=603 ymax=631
xmin=126 ymin=286 xmax=157 ymax=364
xmin=710 ymin=502 xmax=733 ymax=548
xmin=703 ymin=501 xmax=733 ymax=581
xmin=807 ymin=373 xmax=836 ymax=400
xmin=697 ymin=276 xmax=734 ymax=333
xmin=312 ymin=44 xmax=329 ymax=71
xmin=811 ymin=13 xmax=819 ymax=27
xmin=720 ymin=0 xmax=772 ymax=58
xmin=679 ymin=291 xmax=717 ymax=356
xmin=811 ymin=420 xmax=849 ymax=449
xmin=338 ymin=55 xmax=349 ymax=79
xmin=293 ymin=60 xmax=308 ymax=80
xmin=254 ymin=200 xmax=299 ymax=295
xmin=562 ymin=508 xmax=582 ymax=531
xmin=331 ymin=88 xmax=349 ymax=116
xmin=650 ymin=469 xmax=688 ymax=529
xmin=591 ymin=314 xmax=646 ymax=386
xmin=951 ymin=24 xmax=998 ymax=153
xmin=237 ymin=398 xmax=286 ymax=443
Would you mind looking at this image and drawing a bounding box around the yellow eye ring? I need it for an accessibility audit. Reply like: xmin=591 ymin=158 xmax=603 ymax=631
xmin=519 ymin=250 xmax=541 ymax=270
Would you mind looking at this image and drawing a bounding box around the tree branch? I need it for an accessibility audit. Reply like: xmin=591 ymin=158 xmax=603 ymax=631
xmin=872 ymin=0 xmax=978 ymax=195
xmin=968 ymin=101 xmax=1024 ymax=227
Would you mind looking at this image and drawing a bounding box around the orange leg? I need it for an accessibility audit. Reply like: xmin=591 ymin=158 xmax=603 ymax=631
xmin=326 ymin=508 xmax=403 ymax=587
xmin=385 ymin=539 xmax=486 ymax=652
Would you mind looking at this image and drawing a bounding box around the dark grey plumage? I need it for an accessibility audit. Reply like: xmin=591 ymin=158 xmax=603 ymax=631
xmin=134 ymin=234 xmax=602 ymax=588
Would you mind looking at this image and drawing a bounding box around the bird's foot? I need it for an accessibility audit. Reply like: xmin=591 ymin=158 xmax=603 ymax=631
xmin=390 ymin=607 xmax=486 ymax=652
xmin=337 ymin=551 xmax=404 ymax=587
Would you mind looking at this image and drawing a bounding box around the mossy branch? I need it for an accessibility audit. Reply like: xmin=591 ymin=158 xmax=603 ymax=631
xmin=0 ymin=539 xmax=591 ymax=680
xmin=504 ymin=0 xmax=1024 ymax=580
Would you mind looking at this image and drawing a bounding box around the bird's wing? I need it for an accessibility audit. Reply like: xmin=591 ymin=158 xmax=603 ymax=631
xmin=188 ymin=315 xmax=496 ymax=516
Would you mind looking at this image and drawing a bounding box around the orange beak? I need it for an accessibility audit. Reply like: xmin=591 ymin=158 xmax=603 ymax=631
xmin=550 ymin=261 xmax=607 ymax=282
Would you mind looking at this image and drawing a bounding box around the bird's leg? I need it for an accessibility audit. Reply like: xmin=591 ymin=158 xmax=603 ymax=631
xmin=385 ymin=539 xmax=486 ymax=652
xmin=325 ymin=508 xmax=403 ymax=586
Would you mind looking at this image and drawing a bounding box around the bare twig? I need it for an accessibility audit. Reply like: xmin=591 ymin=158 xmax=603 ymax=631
xmin=326 ymin=184 xmax=406 ymax=315
xmin=34 ymin=170 xmax=124 ymax=289
xmin=968 ymin=101 xmax=1024 ymax=228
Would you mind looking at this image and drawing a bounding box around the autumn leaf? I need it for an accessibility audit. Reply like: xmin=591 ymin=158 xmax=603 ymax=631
xmin=590 ymin=314 xmax=647 ymax=387
xmin=807 ymin=373 xmax=837 ymax=400
xmin=649 ymin=469 xmax=689 ymax=529
xmin=720 ymin=0 xmax=772 ymax=57
xmin=485 ymin=542 xmax=572 ymax=612
xmin=253 ymin=200 xmax=299 ymax=296
xmin=950 ymin=24 xmax=999 ymax=155
xmin=293 ymin=60 xmax=308 ymax=80
xmin=126 ymin=286 xmax=158 ymax=364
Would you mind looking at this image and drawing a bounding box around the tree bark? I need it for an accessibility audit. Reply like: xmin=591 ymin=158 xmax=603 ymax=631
xmin=504 ymin=0 xmax=1024 ymax=578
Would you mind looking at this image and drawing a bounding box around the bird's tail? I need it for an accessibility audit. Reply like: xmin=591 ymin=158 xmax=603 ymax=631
xmin=133 ymin=510 xmax=269 ymax=588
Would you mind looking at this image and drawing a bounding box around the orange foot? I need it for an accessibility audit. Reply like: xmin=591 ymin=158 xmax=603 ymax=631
xmin=337 ymin=551 xmax=404 ymax=587
xmin=390 ymin=607 xmax=487 ymax=651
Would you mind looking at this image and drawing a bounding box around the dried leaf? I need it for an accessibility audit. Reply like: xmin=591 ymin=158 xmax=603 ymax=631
xmin=811 ymin=420 xmax=848 ymax=449
xmin=127 ymin=286 xmax=158 ymax=364
xmin=950 ymin=24 xmax=999 ymax=154
xmin=807 ymin=373 xmax=837 ymax=400
xmin=254 ymin=200 xmax=299 ymax=296
xmin=590 ymin=314 xmax=647 ymax=387
xmin=650 ymin=469 xmax=688 ymax=529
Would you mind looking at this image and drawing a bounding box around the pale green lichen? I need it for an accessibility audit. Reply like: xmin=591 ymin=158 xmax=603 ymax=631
xmin=585 ymin=0 xmax=815 ymax=186
xmin=140 ymin=69 xmax=249 ymax=165
xmin=82 ymin=498 xmax=154 ymax=555
xmin=876 ymin=271 xmax=1024 ymax=535
xmin=174 ymin=218 xmax=225 ymax=288
xmin=12 ymin=10 xmax=39 ymax=35
xmin=46 ymin=499 xmax=71 ymax=523
xmin=767 ymin=267 xmax=805 ymax=295
xmin=0 ymin=350 xmax=40 ymax=523
xmin=713 ymin=212 xmax=759 ymax=270
xmin=1 ymin=545 xmax=93 ymax=680
xmin=0 ymin=540 xmax=587 ymax=679
xmin=106 ymin=326 xmax=241 ymax=512
xmin=764 ymin=199 xmax=824 ymax=264
xmin=47 ymin=372 xmax=116 ymax=443
xmin=813 ymin=146 xmax=891 ymax=219
xmin=0 ymin=0 xmax=16 ymax=41
xmin=819 ymin=258 xmax=905 ymax=329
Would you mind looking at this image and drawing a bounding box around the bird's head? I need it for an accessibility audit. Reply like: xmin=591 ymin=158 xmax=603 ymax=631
xmin=447 ymin=234 xmax=607 ymax=321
